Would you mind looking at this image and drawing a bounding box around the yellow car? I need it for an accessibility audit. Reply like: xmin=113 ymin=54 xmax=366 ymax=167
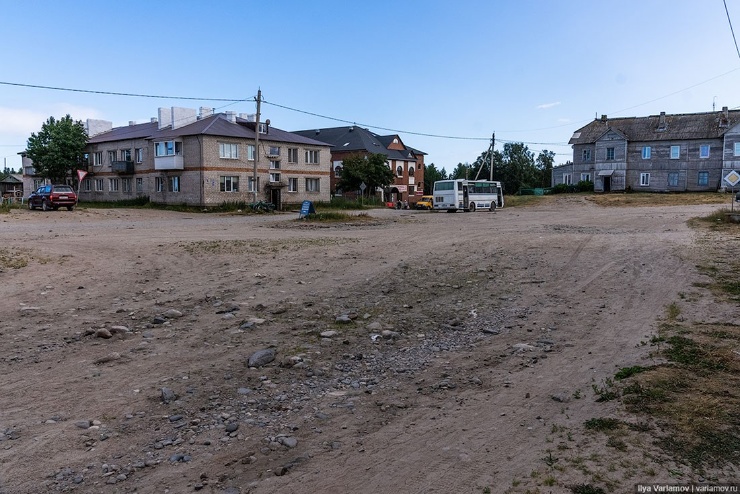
xmin=415 ymin=195 xmax=434 ymax=210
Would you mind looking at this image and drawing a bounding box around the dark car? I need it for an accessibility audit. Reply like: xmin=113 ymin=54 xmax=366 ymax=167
xmin=28 ymin=184 xmax=78 ymax=211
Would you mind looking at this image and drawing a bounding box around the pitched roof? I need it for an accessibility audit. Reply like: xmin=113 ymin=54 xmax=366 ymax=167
xmin=569 ymin=109 xmax=740 ymax=145
xmin=87 ymin=114 xmax=331 ymax=147
xmin=292 ymin=126 xmax=425 ymax=161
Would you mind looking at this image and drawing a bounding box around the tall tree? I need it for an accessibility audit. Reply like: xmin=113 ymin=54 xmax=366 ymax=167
xmin=26 ymin=115 xmax=88 ymax=184
xmin=336 ymin=153 xmax=394 ymax=196
xmin=536 ymin=150 xmax=556 ymax=188
xmin=422 ymin=162 xmax=447 ymax=193
xmin=450 ymin=162 xmax=474 ymax=180
xmin=496 ymin=142 xmax=537 ymax=194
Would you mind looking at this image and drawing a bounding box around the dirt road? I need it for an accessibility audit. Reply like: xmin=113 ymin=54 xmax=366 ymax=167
xmin=0 ymin=197 xmax=734 ymax=493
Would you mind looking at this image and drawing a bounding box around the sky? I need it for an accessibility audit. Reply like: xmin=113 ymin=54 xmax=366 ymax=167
xmin=1 ymin=0 xmax=740 ymax=173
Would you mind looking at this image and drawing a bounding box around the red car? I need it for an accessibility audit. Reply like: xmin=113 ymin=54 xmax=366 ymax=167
xmin=28 ymin=184 xmax=78 ymax=211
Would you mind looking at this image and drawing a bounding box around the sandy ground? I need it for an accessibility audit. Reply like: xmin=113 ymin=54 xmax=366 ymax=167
xmin=0 ymin=196 xmax=736 ymax=494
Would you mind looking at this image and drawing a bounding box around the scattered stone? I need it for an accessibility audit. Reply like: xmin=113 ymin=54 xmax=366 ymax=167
xmin=95 ymin=328 xmax=112 ymax=339
xmin=161 ymin=387 xmax=177 ymax=403
xmin=152 ymin=316 xmax=167 ymax=325
xmin=512 ymin=343 xmax=535 ymax=351
xmin=320 ymin=330 xmax=338 ymax=338
xmin=551 ymin=393 xmax=571 ymax=403
xmin=482 ymin=328 xmax=500 ymax=335
xmin=75 ymin=420 xmax=91 ymax=429
xmin=163 ymin=309 xmax=183 ymax=318
xmin=335 ymin=315 xmax=353 ymax=324
xmin=110 ymin=325 xmax=130 ymax=335
xmin=225 ymin=423 xmax=239 ymax=433
xmin=169 ymin=414 xmax=184 ymax=422
xmin=248 ymin=349 xmax=276 ymax=368
xmin=94 ymin=352 xmax=121 ymax=364
xmin=279 ymin=436 xmax=298 ymax=448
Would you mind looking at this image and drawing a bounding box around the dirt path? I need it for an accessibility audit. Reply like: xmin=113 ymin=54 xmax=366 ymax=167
xmin=0 ymin=197 xmax=732 ymax=493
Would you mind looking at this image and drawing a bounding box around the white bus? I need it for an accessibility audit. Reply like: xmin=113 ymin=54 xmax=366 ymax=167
xmin=432 ymin=179 xmax=504 ymax=212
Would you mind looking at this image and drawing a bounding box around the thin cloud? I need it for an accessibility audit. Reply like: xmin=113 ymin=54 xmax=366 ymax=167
xmin=536 ymin=101 xmax=561 ymax=110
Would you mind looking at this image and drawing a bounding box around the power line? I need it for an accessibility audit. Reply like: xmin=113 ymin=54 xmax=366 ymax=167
xmin=725 ymin=0 xmax=740 ymax=60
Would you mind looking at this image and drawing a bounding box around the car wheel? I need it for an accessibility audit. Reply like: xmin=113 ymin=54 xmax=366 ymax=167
xmin=469 ymin=202 xmax=476 ymax=212
xmin=489 ymin=203 xmax=497 ymax=212
xmin=42 ymin=200 xmax=50 ymax=211
xmin=28 ymin=200 xmax=34 ymax=210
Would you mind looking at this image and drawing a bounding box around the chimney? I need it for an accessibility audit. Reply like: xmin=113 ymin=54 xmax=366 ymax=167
xmin=720 ymin=106 xmax=730 ymax=127
xmin=600 ymin=114 xmax=607 ymax=122
xmin=170 ymin=107 xmax=197 ymax=129
xmin=158 ymin=108 xmax=172 ymax=130
xmin=85 ymin=119 xmax=113 ymax=137
xmin=199 ymin=107 xmax=214 ymax=119
xmin=151 ymin=117 xmax=158 ymax=123
xmin=129 ymin=121 xmax=136 ymax=126
xmin=658 ymin=111 xmax=667 ymax=131
xmin=225 ymin=111 xmax=237 ymax=123
xmin=315 ymin=129 xmax=320 ymax=135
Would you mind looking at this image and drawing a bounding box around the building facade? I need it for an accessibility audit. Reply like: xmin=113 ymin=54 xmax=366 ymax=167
xmin=292 ymin=126 xmax=425 ymax=206
xmin=560 ymin=107 xmax=740 ymax=193
xmin=23 ymin=107 xmax=332 ymax=209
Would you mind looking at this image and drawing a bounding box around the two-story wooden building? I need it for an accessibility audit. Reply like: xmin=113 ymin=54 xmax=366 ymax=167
xmin=561 ymin=107 xmax=740 ymax=192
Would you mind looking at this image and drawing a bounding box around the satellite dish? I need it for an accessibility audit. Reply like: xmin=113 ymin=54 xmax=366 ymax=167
xmin=265 ymin=119 xmax=271 ymax=126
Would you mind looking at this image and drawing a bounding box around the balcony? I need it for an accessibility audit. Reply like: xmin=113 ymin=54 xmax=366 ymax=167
xmin=112 ymin=160 xmax=135 ymax=174
xmin=154 ymin=155 xmax=184 ymax=170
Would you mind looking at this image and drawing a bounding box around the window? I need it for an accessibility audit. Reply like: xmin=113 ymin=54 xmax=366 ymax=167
xmin=270 ymin=173 xmax=281 ymax=183
xmin=563 ymin=173 xmax=572 ymax=185
xmin=219 ymin=143 xmax=238 ymax=159
xmin=306 ymin=178 xmax=320 ymax=192
xmin=135 ymin=148 xmax=143 ymax=163
xmin=642 ymin=146 xmax=651 ymax=159
xmin=136 ymin=178 xmax=143 ymax=193
xmin=270 ymin=160 xmax=280 ymax=169
xmin=409 ymin=185 xmax=415 ymax=194
xmin=606 ymin=147 xmax=615 ymax=160
xmin=168 ymin=176 xmax=180 ymax=192
xmin=95 ymin=179 xmax=104 ymax=192
xmin=248 ymin=177 xmax=259 ymax=192
xmin=108 ymin=150 xmax=117 ymax=164
xmin=699 ymin=144 xmax=710 ymax=159
xmin=288 ymin=178 xmax=298 ymax=192
xmin=33 ymin=179 xmax=44 ymax=190
xmin=93 ymin=152 xmax=103 ymax=165
xmin=287 ymin=148 xmax=298 ymax=163
xmin=396 ymin=165 xmax=403 ymax=177
xmin=305 ymin=149 xmax=320 ymax=164
xmin=408 ymin=166 xmax=415 ymax=177
xmin=640 ymin=173 xmax=650 ymax=186
xmin=220 ymin=176 xmax=239 ymax=192
xmin=268 ymin=146 xmax=280 ymax=156
xmin=582 ymin=149 xmax=591 ymax=162
xmin=121 ymin=149 xmax=132 ymax=162
xmin=155 ymin=141 xmax=181 ymax=157
xmin=247 ymin=145 xmax=256 ymax=161
xmin=155 ymin=177 xmax=164 ymax=192
xmin=668 ymin=172 xmax=679 ymax=187
xmin=82 ymin=179 xmax=91 ymax=192
xmin=334 ymin=165 xmax=342 ymax=178
xmin=258 ymin=123 xmax=267 ymax=134
xmin=122 ymin=178 xmax=132 ymax=193
xmin=670 ymin=145 xmax=680 ymax=159
xmin=580 ymin=173 xmax=591 ymax=182
xmin=698 ymin=171 xmax=709 ymax=186
xmin=735 ymin=142 xmax=740 ymax=156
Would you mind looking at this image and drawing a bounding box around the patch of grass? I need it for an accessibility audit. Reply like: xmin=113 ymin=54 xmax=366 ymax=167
xmin=0 ymin=249 xmax=29 ymax=269
xmin=614 ymin=365 xmax=648 ymax=380
xmin=298 ymin=211 xmax=373 ymax=223
xmin=570 ymin=484 xmax=606 ymax=494
xmin=588 ymin=192 xmax=729 ymax=207
xmin=666 ymin=302 xmax=681 ymax=321
xmin=584 ymin=418 xmax=621 ymax=432
xmin=592 ymin=378 xmax=619 ymax=402
xmin=664 ymin=336 xmax=729 ymax=371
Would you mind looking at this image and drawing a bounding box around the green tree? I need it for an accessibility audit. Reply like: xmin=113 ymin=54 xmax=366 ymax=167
xmin=536 ymin=150 xmax=555 ymax=187
xmin=496 ymin=142 xmax=537 ymax=194
xmin=423 ymin=162 xmax=447 ymax=194
xmin=26 ymin=115 xmax=88 ymax=184
xmin=450 ymin=162 xmax=474 ymax=180
xmin=336 ymin=153 xmax=394 ymax=196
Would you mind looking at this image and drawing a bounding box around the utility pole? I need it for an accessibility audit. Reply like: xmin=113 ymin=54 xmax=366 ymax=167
xmin=490 ymin=132 xmax=495 ymax=181
xmin=253 ymin=89 xmax=261 ymax=204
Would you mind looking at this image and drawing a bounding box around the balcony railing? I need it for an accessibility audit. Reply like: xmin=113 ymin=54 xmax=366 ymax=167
xmin=112 ymin=161 xmax=135 ymax=174
xmin=154 ymin=155 xmax=184 ymax=170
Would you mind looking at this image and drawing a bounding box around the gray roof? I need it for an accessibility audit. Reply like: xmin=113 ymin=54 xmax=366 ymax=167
xmin=569 ymin=109 xmax=740 ymax=145
xmin=87 ymin=114 xmax=331 ymax=147
xmin=292 ymin=126 xmax=425 ymax=161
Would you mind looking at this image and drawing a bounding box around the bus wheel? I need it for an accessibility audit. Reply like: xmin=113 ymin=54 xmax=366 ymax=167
xmin=489 ymin=203 xmax=497 ymax=212
xmin=469 ymin=202 xmax=476 ymax=212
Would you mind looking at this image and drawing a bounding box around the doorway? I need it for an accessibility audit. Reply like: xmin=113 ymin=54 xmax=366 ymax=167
xmin=603 ymin=176 xmax=611 ymax=192
xmin=269 ymin=188 xmax=281 ymax=210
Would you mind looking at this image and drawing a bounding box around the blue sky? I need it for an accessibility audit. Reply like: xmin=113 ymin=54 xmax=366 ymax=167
xmin=2 ymin=0 xmax=739 ymax=173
